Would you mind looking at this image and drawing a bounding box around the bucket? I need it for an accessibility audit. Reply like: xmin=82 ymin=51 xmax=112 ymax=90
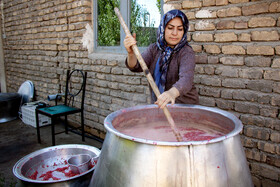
xmin=90 ymin=104 xmax=253 ymax=187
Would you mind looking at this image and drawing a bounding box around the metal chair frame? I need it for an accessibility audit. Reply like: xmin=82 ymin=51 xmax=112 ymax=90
xmin=35 ymin=69 xmax=87 ymax=145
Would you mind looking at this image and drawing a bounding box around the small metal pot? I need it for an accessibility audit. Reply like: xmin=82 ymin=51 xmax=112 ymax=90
xmin=68 ymin=154 xmax=98 ymax=174
xmin=13 ymin=144 xmax=100 ymax=187
xmin=90 ymin=104 xmax=253 ymax=187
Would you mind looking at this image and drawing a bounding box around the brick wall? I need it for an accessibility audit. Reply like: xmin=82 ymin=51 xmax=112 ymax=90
xmin=1 ymin=0 xmax=279 ymax=186
xmin=163 ymin=0 xmax=279 ymax=186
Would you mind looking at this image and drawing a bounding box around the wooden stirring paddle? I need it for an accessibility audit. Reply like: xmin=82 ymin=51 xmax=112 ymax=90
xmin=114 ymin=7 xmax=183 ymax=142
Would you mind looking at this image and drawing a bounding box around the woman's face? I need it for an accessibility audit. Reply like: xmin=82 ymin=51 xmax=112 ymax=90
xmin=164 ymin=17 xmax=184 ymax=48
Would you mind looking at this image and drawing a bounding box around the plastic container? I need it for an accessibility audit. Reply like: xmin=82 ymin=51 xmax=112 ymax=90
xmin=21 ymin=105 xmax=51 ymax=127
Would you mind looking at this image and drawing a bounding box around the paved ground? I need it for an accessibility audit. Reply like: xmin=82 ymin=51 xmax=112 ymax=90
xmin=0 ymin=118 xmax=103 ymax=187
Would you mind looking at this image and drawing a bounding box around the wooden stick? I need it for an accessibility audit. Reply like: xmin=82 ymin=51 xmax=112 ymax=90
xmin=114 ymin=7 xmax=183 ymax=142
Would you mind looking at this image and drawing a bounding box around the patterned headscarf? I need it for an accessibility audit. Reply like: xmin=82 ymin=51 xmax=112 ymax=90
xmin=153 ymin=9 xmax=189 ymax=101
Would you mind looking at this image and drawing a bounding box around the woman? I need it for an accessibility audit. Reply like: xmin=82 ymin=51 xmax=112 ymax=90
xmin=124 ymin=9 xmax=199 ymax=108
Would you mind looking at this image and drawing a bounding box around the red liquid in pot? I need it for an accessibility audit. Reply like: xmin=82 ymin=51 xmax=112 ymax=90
xmin=116 ymin=121 xmax=226 ymax=142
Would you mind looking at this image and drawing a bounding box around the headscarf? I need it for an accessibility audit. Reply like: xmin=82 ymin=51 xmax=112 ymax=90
xmin=153 ymin=9 xmax=189 ymax=101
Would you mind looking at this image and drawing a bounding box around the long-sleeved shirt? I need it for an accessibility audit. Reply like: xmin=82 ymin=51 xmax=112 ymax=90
xmin=126 ymin=43 xmax=199 ymax=104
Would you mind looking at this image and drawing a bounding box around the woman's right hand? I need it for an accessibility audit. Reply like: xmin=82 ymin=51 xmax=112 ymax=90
xmin=124 ymin=33 xmax=137 ymax=54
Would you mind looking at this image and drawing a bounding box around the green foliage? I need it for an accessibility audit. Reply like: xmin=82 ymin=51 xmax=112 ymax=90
xmin=97 ymin=0 xmax=120 ymax=46
xmin=156 ymin=0 xmax=161 ymax=13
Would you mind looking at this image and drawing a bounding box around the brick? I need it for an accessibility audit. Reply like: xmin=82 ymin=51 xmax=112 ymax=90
xmin=195 ymin=54 xmax=208 ymax=64
xmin=275 ymin=46 xmax=280 ymax=55
xmin=251 ymin=31 xmax=279 ymax=41
xmin=248 ymin=17 xmax=276 ymax=28
xmin=238 ymin=33 xmax=251 ymax=42
xmin=235 ymin=102 xmax=260 ymax=114
xmin=216 ymin=0 xmax=228 ymax=6
xmin=192 ymin=33 xmax=213 ymax=42
xmin=264 ymin=70 xmax=280 ymax=81
xmin=217 ymin=7 xmax=241 ymax=17
xmin=214 ymin=32 xmax=237 ymax=42
xmin=246 ymin=80 xmax=273 ymax=93
xmin=195 ymin=21 xmax=215 ymax=30
xmin=270 ymin=131 xmax=280 ymax=143
xmin=235 ymin=21 xmax=248 ymax=29
xmin=191 ymin=44 xmax=202 ymax=52
xmin=195 ymin=10 xmax=216 ymax=18
xmin=229 ymin=0 xmax=249 ymax=3
xmin=204 ymin=45 xmax=221 ymax=54
xmin=241 ymin=136 xmax=258 ymax=148
xmin=216 ymin=98 xmax=235 ymax=110
xmin=245 ymin=148 xmax=266 ymax=162
xmin=189 ymin=24 xmax=195 ymax=32
xmin=215 ymin=66 xmax=239 ymax=77
xmin=271 ymin=58 xmax=280 ymax=68
xmin=262 ymin=179 xmax=280 ymax=187
xmin=202 ymin=0 xmax=215 ymax=6
xmin=220 ymin=57 xmax=244 ymax=65
xmin=260 ymin=106 xmax=279 ymax=118
xmin=221 ymin=89 xmax=233 ymax=99
xmin=245 ymin=56 xmax=271 ymax=67
xmin=200 ymin=76 xmax=221 ymax=86
xmin=233 ymin=90 xmax=258 ymax=102
xmin=258 ymin=141 xmax=278 ymax=155
xmin=251 ymin=162 xmax=279 ymax=181
xmin=199 ymin=87 xmax=221 ymax=97
xmin=242 ymin=3 xmax=269 ymax=16
xmin=222 ymin=45 xmax=246 ymax=55
xmin=258 ymin=94 xmax=271 ymax=104
xmin=274 ymin=82 xmax=280 ymax=94
xmin=198 ymin=96 xmax=216 ymax=107
xmin=182 ymin=0 xmax=202 ymax=9
xmin=268 ymin=1 xmax=280 ymax=13
xmin=247 ymin=46 xmax=274 ymax=56
xmin=222 ymin=78 xmax=246 ymax=88
xmin=239 ymin=68 xmax=263 ymax=79
xmin=204 ymin=66 xmax=215 ymax=75
xmin=217 ymin=20 xmax=235 ymax=30
xmin=185 ymin=12 xmax=195 ymax=20
xmin=163 ymin=3 xmax=182 ymax=13
xmin=208 ymin=56 xmax=219 ymax=64
xmin=271 ymin=95 xmax=280 ymax=106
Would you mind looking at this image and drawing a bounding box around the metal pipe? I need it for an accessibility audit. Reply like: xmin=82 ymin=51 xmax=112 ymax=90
xmin=0 ymin=2 xmax=6 ymax=92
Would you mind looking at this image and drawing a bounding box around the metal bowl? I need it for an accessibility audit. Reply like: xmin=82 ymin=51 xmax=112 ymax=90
xmin=13 ymin=144 xmax=100 ymax=187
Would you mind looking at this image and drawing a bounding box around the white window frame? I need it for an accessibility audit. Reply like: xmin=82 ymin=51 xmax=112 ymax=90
xmin=93 ymin=0 xmax=163 ymax=54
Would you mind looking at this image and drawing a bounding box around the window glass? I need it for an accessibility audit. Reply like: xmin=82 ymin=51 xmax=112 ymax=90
xmin=130 ymin=0 xmax=161 ymax=47
xmin=95 ymin=0 xmax=162 ymax=49
xmin=97 ymin=0 xmax=120 ymax=46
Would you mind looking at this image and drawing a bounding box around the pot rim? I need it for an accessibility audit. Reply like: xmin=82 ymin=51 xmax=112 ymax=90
xmin=104 ymin=104 xmax=243 ymax=146
xmin=13 ymin=144 xmax=100 ymax=184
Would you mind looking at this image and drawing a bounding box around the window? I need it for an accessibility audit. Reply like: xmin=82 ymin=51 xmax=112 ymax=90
xmin=93 ymin=0 xmax=162 ymax=53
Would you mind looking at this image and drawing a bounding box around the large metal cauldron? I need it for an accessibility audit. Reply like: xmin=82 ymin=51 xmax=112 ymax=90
xmin=90 ymin=104 xmax=253 ymax=187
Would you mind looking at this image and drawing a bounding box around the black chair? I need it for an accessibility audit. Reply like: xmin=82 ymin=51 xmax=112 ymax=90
xmin=35 ymin=69 xmax=87 ymax=145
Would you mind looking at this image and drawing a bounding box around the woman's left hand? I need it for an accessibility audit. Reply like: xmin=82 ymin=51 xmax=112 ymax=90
xmin=155 ymin=87 xmax=180 ymax=109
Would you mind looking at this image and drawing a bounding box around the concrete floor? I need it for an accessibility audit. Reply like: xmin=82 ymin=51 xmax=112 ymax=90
xmin=0 ymin=118 xmax=103 ymax=187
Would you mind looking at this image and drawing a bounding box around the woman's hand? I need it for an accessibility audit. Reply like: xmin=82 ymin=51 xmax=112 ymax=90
xmin=124 ymin=33 xmax=137 ymax=54
xmin=124 ymin=33 xmax=137 ymax=68
xmin=155 ymin=87 xmax=180 ymax=109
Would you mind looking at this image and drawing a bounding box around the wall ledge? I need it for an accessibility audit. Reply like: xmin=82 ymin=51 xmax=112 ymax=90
xmin=88 ymin=52 xmax=127 ymax=62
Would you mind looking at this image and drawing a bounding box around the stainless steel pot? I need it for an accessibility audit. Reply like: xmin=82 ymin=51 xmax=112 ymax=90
xmin=90 ymin=104 xmax=253 ymax=187
xmin=13 ymin=144 xmax=100 ymax=187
